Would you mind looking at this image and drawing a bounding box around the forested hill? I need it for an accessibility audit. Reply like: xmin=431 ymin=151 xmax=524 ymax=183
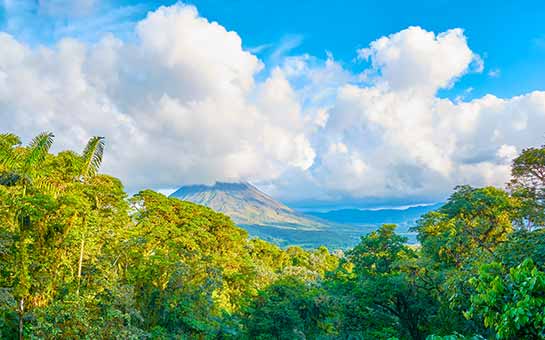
xmin=170 ymin=181 xmax=354 ymax=248
xmin=169 ymin=181 xmax=327 ymax=231
xmin=307 ymin=203 xmax=444 ymax=225
xmin=1 ymin=132 xmax=545 ymax=339
xmin=170 ymin=182 xmax=440 ymax=248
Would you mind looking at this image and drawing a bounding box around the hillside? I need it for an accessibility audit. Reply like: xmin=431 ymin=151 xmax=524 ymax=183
xmin=170 ymin=182 xmax=323 ymax=228
xmin=170 ymin=182 xmax=352 ymax=248
xmin=307 ymin=203 xmax=443 ymax=226
xmin=169 ymin=182 xmax=440 ymax=247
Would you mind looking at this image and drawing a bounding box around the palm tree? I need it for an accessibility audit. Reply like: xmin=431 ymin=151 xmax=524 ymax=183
xmin=0 ymin=132 xmax=54 ymax=190
xmin=0 ymin=133 xmax=22 ymax=177
xmin=0 ymin=132 xmax=55 ymax=340
xmin=80 ymin=136 xmax=105 ymax=181
xmin=76 ymin=136 xmax=105 ymax=295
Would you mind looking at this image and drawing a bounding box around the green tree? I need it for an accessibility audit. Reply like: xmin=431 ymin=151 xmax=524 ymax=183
xmin=416 ymin=186 xmax=518 ymax=268
xmin=331 ymin=225 xmax=436 ymax=339
xmin=0 ymin=132 xmax=56 ymax=339
xmin=508 ymin=144 xmax=545 ymax=230
xmin=0 ymin=133 xmax=131 ymax=338
xmin=242 ymin=276 xmax=335 ymax=339
xmin=466 ymin=259 xmax=545 ymax=338
xmin=126 ymin=190 xmax=258 ymax=336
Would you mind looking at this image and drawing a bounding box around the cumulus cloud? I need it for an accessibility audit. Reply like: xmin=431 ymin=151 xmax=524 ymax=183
xmin=357 ymin=27 xmax=481 ymax=94
xmin=297 ymin=27 xmax=545 ymax=203
xmin=1 ymin=4 xmax=545 ymax=204
xmin=0 ymin=4 xmax=314 ymax=190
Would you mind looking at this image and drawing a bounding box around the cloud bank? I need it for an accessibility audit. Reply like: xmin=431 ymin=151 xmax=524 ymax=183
xmin=1 ymin=3 xmax=544 ymax=204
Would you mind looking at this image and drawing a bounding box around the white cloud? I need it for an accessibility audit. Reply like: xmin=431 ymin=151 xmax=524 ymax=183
xmin=488 ymin=68 xmax=501 ymax=77
xmin=357 ymin=27 xmax=480 ymax=94
xmin=1 ymin=6 xmax=545 ymax=204
xmin=296 ymin=27 xmax=545 ymax=202
xmin=497 ymin=144 xmax=517 ymax=161
xmin=0 ymin=4 xmax=314 ymax=190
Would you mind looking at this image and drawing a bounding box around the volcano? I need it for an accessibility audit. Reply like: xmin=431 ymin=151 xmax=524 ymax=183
xmin=169 ymin=182 xmax=343 ymax=248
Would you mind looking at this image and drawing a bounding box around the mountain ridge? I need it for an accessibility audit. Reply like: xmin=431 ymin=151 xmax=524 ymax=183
xmin=170 ymin=181 xmax=324 ymax=230
xmin=307 ymin=203 xmax=443 ymax=225
xmin=170 ymin=181 xmax=441 ymax=248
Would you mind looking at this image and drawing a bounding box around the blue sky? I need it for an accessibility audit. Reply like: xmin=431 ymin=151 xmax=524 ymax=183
xmin=1 ymin=0 xmax=545 ymax=208
xmin=3 ymin=0 xmax=544 ymax=99
xmin=194 ymin=0 xmax=545 ymax=99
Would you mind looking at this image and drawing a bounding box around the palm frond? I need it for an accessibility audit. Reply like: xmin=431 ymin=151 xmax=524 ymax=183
xmin=0 ymin=133 xmax=21 ymax=150
xmin=23 ymin=132 xmax=54 ymax=174
xmin=34 ymin=177 xmax=62 ymax=197
xmin=0 ymin=133 xmax=22 ymax=169
xmin=80 ymin=136 xmax=105 ymax=178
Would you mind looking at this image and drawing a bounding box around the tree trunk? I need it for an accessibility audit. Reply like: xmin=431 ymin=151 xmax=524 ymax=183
xmin=18 ymin=297 xmax=24 ymax=340
xmin=77 ymin=236 xmax=84 ymax=296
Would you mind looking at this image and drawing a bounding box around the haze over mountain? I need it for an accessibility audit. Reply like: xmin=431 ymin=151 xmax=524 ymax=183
xmin=170 ymin=182 xmax=350 ymax=248
xmin=170 ymin=182 xmax=323 ymax=228
xmin=307 ymin=203 xmax=444 ymax=225
xmin=170 ymin=182 xmax=439 ymax=248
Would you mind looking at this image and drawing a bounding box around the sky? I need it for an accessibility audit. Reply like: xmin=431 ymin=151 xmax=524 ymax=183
xmin=1 ymin=0 xmax=545 ymax=208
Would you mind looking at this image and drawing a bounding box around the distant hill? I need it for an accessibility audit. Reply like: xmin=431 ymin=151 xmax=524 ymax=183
xmin=170 ymin=182 xmax=323 ymax=228
xmin=170 ymin=182 xmax=442 ymax=248
xmin=307 ymin=203 xmax=443 ymax=226
xmin=307 ymin=203 xmax=443 ymax=244
xmin=170 ymin=182 xmax=350 ymax=248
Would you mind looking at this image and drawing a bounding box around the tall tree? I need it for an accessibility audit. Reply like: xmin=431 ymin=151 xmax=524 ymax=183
xmin=508 ymin=144 xmax=545 ymax=230
xmin=0 ymin=132 xmax=55 ymax=340
xmin=75 ymin=136 xmax=105 ymax=295
xmin=416 ymin=186 xmax=518 ymax=268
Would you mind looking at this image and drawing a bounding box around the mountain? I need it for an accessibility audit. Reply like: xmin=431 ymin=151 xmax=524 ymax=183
xmin=170 ymin=182 xmax=442 ymax=248
xmin=170 ymin=182 xmax=322 ymax=228
xmin=306 ymin=203 xmax=444 ymax=244
xmin=170 ymin=182 xmax=348 ymax=248
xmin=307 ymin=203 xmax=444 ymax=226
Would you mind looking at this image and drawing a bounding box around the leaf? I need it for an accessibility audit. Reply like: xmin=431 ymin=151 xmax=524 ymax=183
xmin=23 ymin=132 xmax=54 ymax=176
xmin=80 ymin=136 xmax=105 ymax=179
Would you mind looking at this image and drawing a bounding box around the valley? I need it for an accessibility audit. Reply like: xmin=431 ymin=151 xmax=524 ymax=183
xmin=170 ymin=182 xmax=439 ymax=248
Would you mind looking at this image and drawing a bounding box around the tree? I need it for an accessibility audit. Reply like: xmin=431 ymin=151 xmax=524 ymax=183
xmin=0 ymin=132 xmax=55 ymax=340
xmin=333 ymin=225 xmax=436 ymax=340
xmin=508 ymin=144 xmax=545 ymax=230
xmin=242 ymin=277 xmax=335 ymax=339
xmin=75 ymin=136 xmax=105 ymax=295
xmin=416 ymin=186 xmax=518 ymax=268
xmin=0 ymin=133 xmax=129 ymax=339
xmin=495 ymin=228 xmax=545 ymax=270
xmin=413 ymin=186 xmax=522 ymax=337
xmin=126 ymin=190 xmax=258 ymax=336
xmin=466 ymin=259 xmax=545 ymax=338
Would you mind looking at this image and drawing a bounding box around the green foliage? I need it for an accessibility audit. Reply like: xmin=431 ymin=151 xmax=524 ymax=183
xmin=331 ymin=225 xmax=438 ymax=339
xmin=80 ymin=136 xmax=105 ymax=179
xmin=496 ymin=228 xmax=545 ymax=270
xmin=0 ymin=132 xmax=341 ymax=338
xmin=466 ymin=259 xmax=545 ymax=338
xmin=242 ymin=277 xmax=335 ymax=339
xmin=426 ymin=334 xmax=484 ymax=340
xmin=508 ymin=144 xmax=545 ymax=230
xmin=2 ymin=132 xmax=545 ymax=339
xmin=416 ymin=186 xmax=517 ymax=268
